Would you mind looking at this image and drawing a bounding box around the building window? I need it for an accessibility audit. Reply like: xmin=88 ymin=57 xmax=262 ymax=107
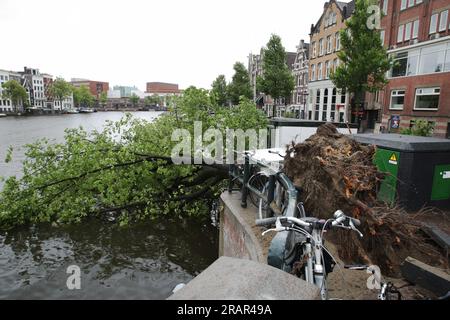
xmin=323 ymin=89 xmax=328 ymax=121
xmin=408 ymin=0 xmax=414 ymax=7
xmin=430 ymin=13 xmax=438 ymax=34
xmin=390 ymin=90 xmax=405 ymax=110
xmin=400 ymin=0 xmax=407 ymax=10
xmin=325 ymin=61 xmax=330 ymax=79
xmin=419 ymin=43 xmax=446 ymax=74
xmin=315 ymin=89 xmax=320 ymax=121
xmin=439 ymin=10 xmax=449 ymax=32
xmin=412 ymin=20 xmax=419 ymax=39
xmin=397 ymin=24 xmax=404 ymax=43
xmin=331 ymin=88 xmax=337 ymax=122
xmin=405 ymin=22 xmax=412 ymax=41
xmin=382 ymin=0 xmax=388 ymax=15
xmin=318 ymin=63 xmax=323 ymax=80
xmin=327 ymin=36 xmax=332 ymax=53
xmin=311 ymin=64 xmax=316 ymax=81
xmin=335 ymin=32 xmax=340 ymax=51
xmin=390 ymin=50 xmax=419 ymax=77
xmin=312 ymin=42 xmax=317 ymax=58
xmin=319 ymin=39 xmax=324 ymax=56
xmin=333 ymin=58 xmax=339 ymax=72
xmin=380 ymin=30 xmax=385 ymax=45
xmin=414 ymin=87 xmax=440 ymax=110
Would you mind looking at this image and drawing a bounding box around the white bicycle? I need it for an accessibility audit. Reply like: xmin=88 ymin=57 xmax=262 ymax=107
xmin=256 ymin=210 xmax=363 ymax=300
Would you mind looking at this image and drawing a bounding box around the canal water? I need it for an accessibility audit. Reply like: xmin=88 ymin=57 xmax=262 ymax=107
xmin=0 ymin=112 xmax=219 ymax=299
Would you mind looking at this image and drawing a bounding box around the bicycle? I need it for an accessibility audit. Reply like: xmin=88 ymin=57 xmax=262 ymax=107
xmin=256 ymin=210 xmax=364 ymax=300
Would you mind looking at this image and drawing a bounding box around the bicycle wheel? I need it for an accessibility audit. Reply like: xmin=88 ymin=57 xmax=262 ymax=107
xmin=248 ymin=172 xmax=269 ymax=208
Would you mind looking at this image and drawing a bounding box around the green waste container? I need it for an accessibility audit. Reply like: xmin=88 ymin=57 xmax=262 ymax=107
xmin=352 ymin=134 xmax=450 ymax=212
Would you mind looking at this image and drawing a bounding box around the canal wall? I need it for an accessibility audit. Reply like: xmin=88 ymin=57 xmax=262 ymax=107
xmin=219 ymin=191 xmax=265 ymax=264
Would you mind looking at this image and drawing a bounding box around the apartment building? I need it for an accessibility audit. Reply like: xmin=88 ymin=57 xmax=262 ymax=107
xmin=21 ymin=67 xmax=46 ymax=110
xmin=71 ymin=78 xmax=109 ymax=99
xmin=248 ymin=49 xmax=297 ymax=116
xmin=379 ymin=0 xmax=450 ymax=138
xmin=308 ymin=0 xmax=355 ymax=123
xmin=0 ymin=70 xmax=13 ymax=112
xmin=290 ymin=39 xmax=310 ymax=119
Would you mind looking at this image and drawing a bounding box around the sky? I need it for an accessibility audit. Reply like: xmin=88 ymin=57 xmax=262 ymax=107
xmin=0 ymin=0 xmax=325 ymax=90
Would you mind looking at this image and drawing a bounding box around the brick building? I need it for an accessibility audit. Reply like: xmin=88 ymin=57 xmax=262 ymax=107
xmin=146 ymin=82 xmax=180 ymax=95
xmin=379 ymin=0 xmax=450 ymax=138
xmin=308 ymin=0 xmax=355 ymax=123
xmin=71 ymin=78 xmax=109 ymax=99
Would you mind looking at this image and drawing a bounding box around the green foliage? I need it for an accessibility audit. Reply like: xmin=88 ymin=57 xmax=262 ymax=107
xmin=0 ymin=88 xmax=268 ymax=229
xmin=257 ymin=34 xmax=295 ymax=102
xmin=331 ymin=0 xmax=392 ymax=100
xmin=99 ymin=92 xmax=108 ymax=106
xmin=49 ymin=78 xmax=73 ymax=108
xmin=400 ymin=120 xmax=434 ymax=137
xmin=72 ymin=85 xmax=95 ymax=108
xmin=227 ymin=62 xmax=252 ymax=105
xmin=1 ymin=80 xmax=29 ymax=112
xmin=130 ymin=94 xmax=140 ymax=106
xmin=145 ymin=94 xmax=162 ymax=106
xmin=211 ymin=75 xmax=228 ymax=107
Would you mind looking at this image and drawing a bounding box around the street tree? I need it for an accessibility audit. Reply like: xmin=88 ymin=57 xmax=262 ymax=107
xmin=49 ymin=78 xmax=73 ymax=112
xmin=1 ymin=80 xmax=29 ymax=112
xmin=211 ymin=75 xmax=228 ymax=107
xmin=130 ymin=94 xmax=140 ymax=108
xmin=257 ymin=34 xmax=295 ymax=117
xmin=99 ymin=92 xmax=108 ymax=109
xmin=227 ymin=62 xmax=252 ymax=106
xmin=330 ymin=0 xmax=392 ymax=123
xmin=73 ymin=85 xmax=95 ymax=109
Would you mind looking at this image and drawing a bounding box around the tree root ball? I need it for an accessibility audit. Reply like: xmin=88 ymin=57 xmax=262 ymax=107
xmin=283 ymin=123 xmax=446 ymax=276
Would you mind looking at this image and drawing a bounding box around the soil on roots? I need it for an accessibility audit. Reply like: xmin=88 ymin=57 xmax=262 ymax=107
xmin=283 ymin=123 xmax=449 ymax=276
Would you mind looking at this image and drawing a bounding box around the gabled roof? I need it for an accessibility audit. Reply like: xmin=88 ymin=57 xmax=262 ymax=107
xmin=310 ymin=0 xmax=355 ymax=35
xmin=286 ymin=52 xmax=297 ymax=70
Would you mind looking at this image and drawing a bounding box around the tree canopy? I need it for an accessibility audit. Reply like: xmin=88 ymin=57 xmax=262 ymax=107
xmin=49 ymin=78 xmax=73 ymax=109
xmin=130 ymin=93 xmax=140 ymax=107
xmin=1 ymin=80 xmax=29 ymax=112
xmin=227 ymin=62 xmax=252 ymax=106
xmin=0 ymin=87 xmax=267 ymax=229
xmin=73 ymin=85 xmax=95 ymax=108
xmin=331 ymin=0 xmax=392 ymax=101
xmin=210 ymin=75 xmax=228 ymax=107
xmin=256 ymin=34 xmax=295 ymax=103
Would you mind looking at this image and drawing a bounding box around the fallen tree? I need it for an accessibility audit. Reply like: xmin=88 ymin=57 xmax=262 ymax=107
xmin=283 ymin=123 xmax=447 ymax=276
xmin=0 ymin=87 xmax=267 ymax=229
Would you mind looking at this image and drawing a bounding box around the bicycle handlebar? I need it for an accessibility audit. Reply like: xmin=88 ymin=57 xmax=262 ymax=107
xmin=256 ymin=210 xmax=362 ymax=236
xmin=255 ymin=217 xmax=278 ymax=227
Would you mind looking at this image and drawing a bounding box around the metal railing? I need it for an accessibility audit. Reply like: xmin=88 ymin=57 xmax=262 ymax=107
xmin=228 ymin=151 xmax=302 ymax=219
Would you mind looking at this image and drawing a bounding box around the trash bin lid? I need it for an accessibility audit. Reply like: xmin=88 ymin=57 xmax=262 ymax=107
xmin=352 ymin=134 xmax=450 ymax=152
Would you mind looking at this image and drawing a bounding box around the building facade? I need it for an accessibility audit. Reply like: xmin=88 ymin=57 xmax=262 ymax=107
xmin=22 ymin=67 xmax=46 ymax=110
xmin=146 ymin=82 xmax=180 ymax=95
xmin=247 ymin=49 xmax=297 ymax=117
xmin=308 ymin=0 xmax=354 ymax=123
xmin=0 ymin=70 xmax=13 ymax=112
xmin=290 ymin=39 xmax=310 ymax=119
xmin=71 ymin=78 xmax=109 ymax=99
xmin=248 ymin=49 xmax=264 ymax=108
xmin=379 ymin=0 xmax=450 ymax=138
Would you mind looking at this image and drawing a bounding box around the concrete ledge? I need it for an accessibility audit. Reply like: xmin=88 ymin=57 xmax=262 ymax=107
xmin=401 ymin=257 xmax=450 ymax=297
xmin=168 ymin=257 xmax=320 ymax=300
xmin=219 ymin=192 xmax=265 ymax=263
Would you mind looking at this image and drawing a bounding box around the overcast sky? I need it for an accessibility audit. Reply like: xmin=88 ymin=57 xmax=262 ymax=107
xmin=0 ymin=0 xmax=325 ymax=90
